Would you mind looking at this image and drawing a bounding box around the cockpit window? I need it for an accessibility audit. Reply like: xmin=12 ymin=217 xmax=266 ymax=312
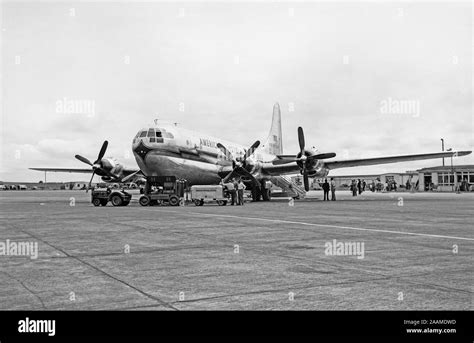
xmin=139 ymin=131 xmax=147 ymax=138
xmin=156 ymin=131 xmax=162 ymax=138
xmin=162 ymin=132 xmax=174 ymax=139
xmin=147 ymin=129 xmax=155 ymax=137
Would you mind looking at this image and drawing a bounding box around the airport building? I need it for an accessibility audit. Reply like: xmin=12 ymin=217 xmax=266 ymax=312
xmin=416 ymin=165 xmax=474 ymax=192
xmin=303 ymin=164 xmax=474 ymax=192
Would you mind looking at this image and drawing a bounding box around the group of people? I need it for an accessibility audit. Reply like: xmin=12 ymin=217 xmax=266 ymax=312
xmin=222 ymin=178 xmax=246 ymax=205
xmin=350 ymin=179 xmax=366 ymax=196
xmin=321 ymin=178 xmax=337 ymax=201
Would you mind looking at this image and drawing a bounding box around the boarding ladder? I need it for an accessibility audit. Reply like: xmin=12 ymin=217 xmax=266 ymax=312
xmin=270 ymin=175 xmax=307 ymax=199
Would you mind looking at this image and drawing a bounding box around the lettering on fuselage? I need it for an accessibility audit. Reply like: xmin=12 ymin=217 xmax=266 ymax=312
xmin=200 ymin=138 xmax=217 ymax=148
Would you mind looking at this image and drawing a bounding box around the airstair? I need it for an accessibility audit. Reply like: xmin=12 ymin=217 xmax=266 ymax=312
xmin=270 ymin=175 xmax=306 ymax=199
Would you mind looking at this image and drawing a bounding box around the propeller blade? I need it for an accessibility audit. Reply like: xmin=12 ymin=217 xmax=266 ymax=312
xmin=120 ymin=170 xmax=141 ymax=183
xmin=303 ymin=171 xmax=309 ymax=192
xmin=87 ymin=170 xmax=95 ymax=193
xmin=307 ymin=152 xmax=337 ymax=161
xmin=75 ymin=155 xmax=93 ymax=166
xmin=244 ymin=140 xmax=260 ymax=160
xmin=95 ymin=141 xmax=108 ymax=164
xmin=272 ymin=158 xmax=297 ymax=165
xmin=297 ymin=127 xmax=305 ymax=153
xmin=221 ymin=166 xmax=259 ymax=187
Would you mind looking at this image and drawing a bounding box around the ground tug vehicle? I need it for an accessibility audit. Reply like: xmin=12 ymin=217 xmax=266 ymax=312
xmin=190 ymin=185 xmax=230 ymax=206
xmin=91 ymin=188 xmax=132 ymax=206
xmin=139 ymin=176 xmax=186 ymax=206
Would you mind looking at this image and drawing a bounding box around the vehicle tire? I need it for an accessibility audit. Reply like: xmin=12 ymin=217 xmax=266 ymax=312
xmin=111 ymin=194 xmax=123 ymax=206
xmin=169 ymin=195 xmax=179 ymax=206
xmin=92 ymin=198 xmax=101 ymax=206
xmin=193 ymin=199 xmax=201 ymax=206
xmin=100 ymin=199 xmax=108 ymax=206
xmin=139 ymin=196 xmax=150 ymax=206
xmin=217 ymin=200 xmax=226 ymax=206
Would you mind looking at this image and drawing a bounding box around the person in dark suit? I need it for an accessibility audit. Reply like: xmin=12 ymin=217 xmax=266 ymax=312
xmin=322 ymin=179 xmax=330 ymax=201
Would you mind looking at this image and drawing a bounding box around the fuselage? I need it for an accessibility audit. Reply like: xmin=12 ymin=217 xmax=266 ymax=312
xmin=132 ymin=124 xmax=324 ymax=185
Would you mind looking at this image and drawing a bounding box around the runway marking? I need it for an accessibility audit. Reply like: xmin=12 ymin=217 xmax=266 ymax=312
xmin=185 ymin=212 xmax=474 ymax=242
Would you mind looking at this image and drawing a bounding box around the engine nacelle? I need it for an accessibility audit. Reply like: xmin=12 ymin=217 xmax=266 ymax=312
xmin=305 ymin=160 xmax=329 ymax=178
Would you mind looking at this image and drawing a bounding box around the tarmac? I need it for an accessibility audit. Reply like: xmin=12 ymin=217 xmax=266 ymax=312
xmin=0 ymin=190 xmax=472 ymax=310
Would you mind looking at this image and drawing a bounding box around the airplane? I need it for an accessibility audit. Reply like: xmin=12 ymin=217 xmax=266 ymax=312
xmin=31 ymin=103 xmax=472 ymax=200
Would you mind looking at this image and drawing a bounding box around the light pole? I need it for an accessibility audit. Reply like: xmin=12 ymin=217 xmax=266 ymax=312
xmin=447 ymin=148 xmax=455 ymax=192
xmin=440 ymin=138 xmax=445 ymax=166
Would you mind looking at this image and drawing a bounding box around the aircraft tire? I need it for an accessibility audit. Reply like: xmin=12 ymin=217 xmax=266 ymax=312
xmin=251 ymin=187 xmax=261 ymax=202
xmin=262 ymin=188 xmax=271 ymax=201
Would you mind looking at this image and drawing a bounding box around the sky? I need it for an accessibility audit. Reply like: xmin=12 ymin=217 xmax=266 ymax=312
xmin=1 ymin=1 xmax=473 ymax=182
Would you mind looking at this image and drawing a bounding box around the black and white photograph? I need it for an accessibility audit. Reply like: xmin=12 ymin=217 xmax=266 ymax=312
xmin=0 ymin=0 xmax=473 ymax=339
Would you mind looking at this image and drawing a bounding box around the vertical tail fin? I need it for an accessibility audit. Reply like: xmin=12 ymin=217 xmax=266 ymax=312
xmin=261 ymin=103 xmax=283 ymax=155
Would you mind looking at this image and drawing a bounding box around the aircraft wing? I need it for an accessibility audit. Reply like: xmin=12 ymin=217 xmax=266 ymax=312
xmin=29 ymin=168 xmax=93 ymax=173
xmin=29 ymin=167 xmax=140 ymax=174
xmin=324 ymin=151 xmax=472 ymax=170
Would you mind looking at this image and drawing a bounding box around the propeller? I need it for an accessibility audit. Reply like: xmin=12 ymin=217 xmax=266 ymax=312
xmin=299 ymin=127 xmax=309 ymax=192
xmin=217 ymin=140 xmax=260 ymax=168
xmin=217 ymin=140 xmax=260 ymax=186
xmin=272 ymin=127 xmax=336 ymax=191
xmin=75 ymin=141 xmax=114 ymax=192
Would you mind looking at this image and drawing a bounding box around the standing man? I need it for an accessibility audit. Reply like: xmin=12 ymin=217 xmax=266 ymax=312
xmin=237 ymin=179 xmax=246 ymax=206
xmin=322 ymin=179 xmax=330 ymax=201
xmin=352 ymin=180 xmax=358 ymax=196
xmin=357 ymin=179 xmax=362 ymax=194
xmin=233 ymin=178 xmax=239 ymax=205
xmin=226 ymin=180 xmax=236 ymax=205
xmin=330 ymin=178 xmax=336 ymax=201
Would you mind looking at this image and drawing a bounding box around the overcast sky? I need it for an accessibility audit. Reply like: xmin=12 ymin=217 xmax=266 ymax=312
xmin=1 ymin=1 xmax=472 ymax=182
